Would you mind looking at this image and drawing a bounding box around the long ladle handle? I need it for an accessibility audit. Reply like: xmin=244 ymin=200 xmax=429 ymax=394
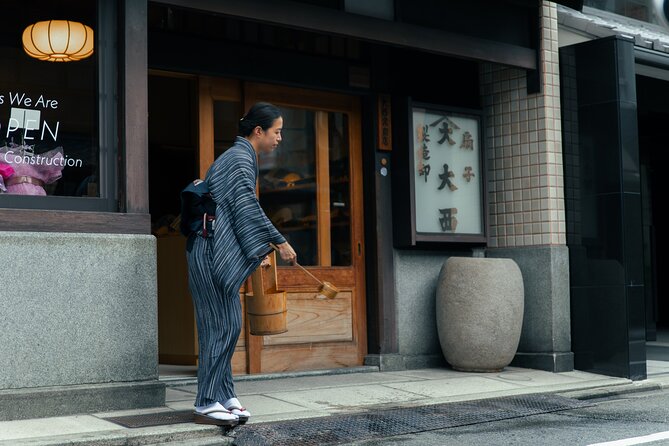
xmin=269 ymin=242 xmax=324 ymax=286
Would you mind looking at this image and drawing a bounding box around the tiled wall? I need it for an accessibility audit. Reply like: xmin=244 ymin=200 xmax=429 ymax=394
xmin=482 ymin=1 xmax=566 ymax=248
xmin=560 ymin=45 xmax=580 ymax=247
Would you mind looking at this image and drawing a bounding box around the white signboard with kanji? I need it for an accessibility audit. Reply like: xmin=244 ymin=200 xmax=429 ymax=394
xmin=412 ymin=107 xmax=483 ymax=236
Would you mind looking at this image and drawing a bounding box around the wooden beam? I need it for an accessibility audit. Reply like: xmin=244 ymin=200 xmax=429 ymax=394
xmin=315 ymin=111 xmax=331 ymax=267
xmin=123 ymin=0 xmax=149 ymax=213
xmin=0 ymin=209 xmax=151 ymax=234
xmin=198 ymin=77 xmax=215 ymax=178
xmin=245 ymin=277 xmax=263 ymax=374
xmin=158 ymin=0 xmax=537 ymax=69
xmin=348 ymin=99 xmax=368 ymax=361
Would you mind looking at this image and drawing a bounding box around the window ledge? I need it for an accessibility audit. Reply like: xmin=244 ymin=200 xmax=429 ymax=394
xmin=0 ymin=209 xmax=150 ymax=234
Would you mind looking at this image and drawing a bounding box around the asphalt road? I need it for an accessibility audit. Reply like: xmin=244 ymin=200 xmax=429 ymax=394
xmin=341 ymin=389 xmax=669 ymax=446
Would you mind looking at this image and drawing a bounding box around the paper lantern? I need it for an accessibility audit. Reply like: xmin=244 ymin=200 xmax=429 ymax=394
xmin=22 ymin=20 xmax=94 ymax=62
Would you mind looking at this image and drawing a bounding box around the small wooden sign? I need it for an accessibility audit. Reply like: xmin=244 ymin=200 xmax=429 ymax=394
xmin=377 ymin=95 xmax=392 ymax=151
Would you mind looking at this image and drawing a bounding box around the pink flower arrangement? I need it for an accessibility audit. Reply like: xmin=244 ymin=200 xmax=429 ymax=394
xmin=0 ymin=163 xmax=14 ymax=179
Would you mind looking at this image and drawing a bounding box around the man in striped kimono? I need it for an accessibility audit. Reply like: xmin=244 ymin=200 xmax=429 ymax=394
xmin=187 ymin=102 xmax=296 ymax=426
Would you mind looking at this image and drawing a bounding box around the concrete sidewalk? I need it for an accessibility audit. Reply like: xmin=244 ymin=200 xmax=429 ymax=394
xmin=3 ymin=362 xmax=669 ymax=446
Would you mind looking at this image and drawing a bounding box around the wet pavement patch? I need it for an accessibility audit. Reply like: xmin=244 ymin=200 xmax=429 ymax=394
xmin=230 ymin=393 xmax=593 ymax=446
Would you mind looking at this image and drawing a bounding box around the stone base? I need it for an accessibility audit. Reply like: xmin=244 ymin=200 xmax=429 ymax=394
xmin=0 ymin=380 xmax=166 ymax=421
xmin=0 ymin=232 xmax=162 ymax=420
xmin=364 ymin=354 xmax=446 ymax=371
xmin=394 ymin=251 xmax=451 ymax=364
xmin=511 ymin=352 xmax=574 ymax=373
xmin=487 ymin=246 xmax=574 ymax=373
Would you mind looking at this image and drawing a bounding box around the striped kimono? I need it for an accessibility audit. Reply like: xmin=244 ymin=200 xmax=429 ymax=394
xmin=187 ymin=136 xmax=285 ymax=406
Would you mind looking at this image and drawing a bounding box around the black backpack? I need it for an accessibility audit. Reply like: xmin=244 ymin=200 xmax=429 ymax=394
xmin=179 ymin=179 xmax=216 ymax=237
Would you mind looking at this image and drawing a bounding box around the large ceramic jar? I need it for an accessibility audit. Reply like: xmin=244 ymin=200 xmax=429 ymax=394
xmin=436 ymin=257 xmax=524 ymax=372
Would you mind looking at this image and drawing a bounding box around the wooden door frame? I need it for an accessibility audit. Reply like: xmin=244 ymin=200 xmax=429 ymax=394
xmin=243 ymin=81 xmax=367 ymax=371
xmin=198 ymin=78 xmax=367 ymax=373
xmin=197 ymin=77 xmax=242 ymax=177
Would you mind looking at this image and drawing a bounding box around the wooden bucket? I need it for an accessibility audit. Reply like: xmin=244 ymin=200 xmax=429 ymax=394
xmin=246 ymin=251 xmax=288 ymax=336
xmin=245 ymin=289 xmax=288 ymax=336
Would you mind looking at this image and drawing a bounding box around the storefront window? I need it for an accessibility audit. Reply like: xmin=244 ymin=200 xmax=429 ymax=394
xmin=0 ymin=0 xmax=110 ymax=207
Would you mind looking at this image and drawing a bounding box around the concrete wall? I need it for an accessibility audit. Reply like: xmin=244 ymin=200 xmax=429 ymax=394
xmin=0 ymin=232 xmax=164 ymax=420
xmin=488 ymin=245 xmax=573 ymax=372
xmin=393 ymin=250 xmax=452 ymax=369
xmin=391 ymin=246 xmax=572 ymax=373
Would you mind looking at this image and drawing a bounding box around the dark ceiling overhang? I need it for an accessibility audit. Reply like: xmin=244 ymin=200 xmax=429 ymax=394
xmin=511 ymin=0 xmax=583 ymax=10
xmin=155 ymin=0 xmax=538 ymax=70
xmin=553 ymin=0 xmax=584 ymax=11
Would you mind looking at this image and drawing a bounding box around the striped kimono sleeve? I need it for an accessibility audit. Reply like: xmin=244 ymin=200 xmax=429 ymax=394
xmin=227 ymin=158 xmax=286 ymax=260
xmin=207 ymin=142 xmax=286 ymax=262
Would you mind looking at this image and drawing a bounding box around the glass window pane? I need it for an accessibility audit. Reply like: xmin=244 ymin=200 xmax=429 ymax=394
xmin=0 ymin=1 xmax=99 ymax=198
xmin=583 ymin=0 xmax=653 ymax=24
xmin=149 ymin=76 xmax=197 ymax=235
xmin=214 ymin=100 xmax=242 ymax=158
xmin=329 ymin=112 xmax=351 ymax=266
xmin=259 ymin=107 xmax=318 ymax=266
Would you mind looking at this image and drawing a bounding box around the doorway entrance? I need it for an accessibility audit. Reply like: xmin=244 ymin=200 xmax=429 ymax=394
xmin=150 ymin=73 xmax=367 ymax=375
xmin=638 ymin=74 xmax=669 ymax=377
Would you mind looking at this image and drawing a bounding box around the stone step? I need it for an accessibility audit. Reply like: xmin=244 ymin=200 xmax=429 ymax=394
xmin=144 ymin=438 xmax=231 ymax=446
xmin=4 ymin=424 xmax=233 ymax=446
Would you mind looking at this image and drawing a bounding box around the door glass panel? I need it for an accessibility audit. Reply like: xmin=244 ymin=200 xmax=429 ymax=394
xmin=214 ymin=100 xmax=242 ymax=158
xmin=259 ymin=107 xmax=318 ymax=265
xmin=329 ymin=112 xmax=351 ymax=266
xmin=149 ymin=75 xmax=197 ymax=235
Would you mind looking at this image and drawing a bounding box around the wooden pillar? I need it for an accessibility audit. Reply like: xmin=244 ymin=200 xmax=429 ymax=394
xmin=122 ymin=0 xmax=149 ymax=213
xmin=197 ymin=77 xmax=215 ymax=178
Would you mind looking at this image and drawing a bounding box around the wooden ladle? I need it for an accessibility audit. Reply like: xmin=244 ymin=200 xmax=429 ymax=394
xmin=269 ymin=243 xmax=339 ymax=299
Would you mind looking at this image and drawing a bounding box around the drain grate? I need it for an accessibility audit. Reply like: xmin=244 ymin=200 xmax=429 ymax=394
xmin=230 ymin=393 xmax=593 ymax=446
xmin=103 ymin=410 xmax=194 ymax=428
